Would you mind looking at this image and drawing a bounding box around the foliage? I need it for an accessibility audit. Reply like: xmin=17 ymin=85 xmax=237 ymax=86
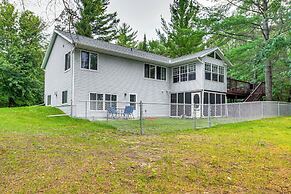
xmin=116 ymin=23 xmax=138 ymax=48
xmin=0 ymin=1 xmax=44 ymax=107
xmin=153 ymin=0 xmax=204 ymax=57
xmin=203 ymin=0 xmax=290 ymax=100
xmin=75 ymin=0 xmax=120 ymax=41
xmin=0 ymin=106 xmax=290 ymax=192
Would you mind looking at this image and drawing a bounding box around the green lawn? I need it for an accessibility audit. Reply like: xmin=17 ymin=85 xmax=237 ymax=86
xmin=0 ymin=106 xmax=290 ymax=193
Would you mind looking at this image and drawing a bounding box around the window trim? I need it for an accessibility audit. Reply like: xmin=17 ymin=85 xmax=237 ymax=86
xmin=65 ymin=52 xmax=71 ymax=72
xmin=205 ymin=62 xmax=225 ymax=83
xmin=172 ymin=63 xmax=196 ymax=83
xmin=144 ymin=64 xmax=167 ymax=81
xmin=61 ymin=91 xmax=68 ymax=105
xmin=129 ymin=93 xmax=137 ymax=110
xmin=47 ymin=95 xmax=52 ymax=106
xmin=80 ymin=50 xmax=99 ymax=72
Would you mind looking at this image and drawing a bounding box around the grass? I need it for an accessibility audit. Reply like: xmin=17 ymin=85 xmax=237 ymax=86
xmin=0 ymin=106 xmax=290 ymax=193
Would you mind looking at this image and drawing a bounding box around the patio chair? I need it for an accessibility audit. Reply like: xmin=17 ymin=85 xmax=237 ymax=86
xmin=107 ymin=107 xmax=117 ymax=119
xmin=123 ymin=106 xmax=134 ymax=119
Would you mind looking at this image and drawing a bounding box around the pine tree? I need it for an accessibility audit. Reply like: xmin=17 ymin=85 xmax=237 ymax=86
xmin=137 ymin=34 xmax=148 ymax=51
xmin=156 ymin=0 xmax=204 ymax=57
xmin=75 ymin=0 xmax=120 ymax=41
xmin=116 ymin=23 xmax=137 ymax=48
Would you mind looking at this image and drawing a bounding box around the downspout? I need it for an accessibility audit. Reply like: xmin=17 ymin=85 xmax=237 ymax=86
xmin=198 ymin=57 xmax=206 ymax=117
xmin=71 ymin=45 xmax=75 ymax=116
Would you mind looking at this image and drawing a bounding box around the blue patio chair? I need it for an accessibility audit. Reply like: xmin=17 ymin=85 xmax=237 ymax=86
xmin=107 ymin=107 xmax=117 ymax=119
xmin=123 ymin=106 xmax=134 ymax=119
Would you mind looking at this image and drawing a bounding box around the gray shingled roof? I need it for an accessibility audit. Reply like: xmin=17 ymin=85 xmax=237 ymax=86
xmin=42 ymin=30 xmax=231 ymax=68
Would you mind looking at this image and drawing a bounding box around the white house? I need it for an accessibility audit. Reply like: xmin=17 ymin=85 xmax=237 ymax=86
xmin=42 ymin=30 xmax=232 ymax=119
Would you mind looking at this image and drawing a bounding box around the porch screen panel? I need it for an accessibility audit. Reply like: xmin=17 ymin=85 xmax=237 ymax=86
xmin=185 ymin=92 xmax=191 ymax=116
xmin=203 ymin=92 xmax=209 ymax=116
xmin=178 ymin=93 xmax=184 ymax=116
xmin=171 ymin=94 xmax=177 ymax=116
xmin=210 ymin=93 xmax=215 ymax=116
xmin=216 ymin=94 xmax=222 ymax=116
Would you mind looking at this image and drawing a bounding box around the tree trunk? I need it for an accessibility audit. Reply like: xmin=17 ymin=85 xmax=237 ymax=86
xmin=265 ymin=60 xmax=272 ymax=101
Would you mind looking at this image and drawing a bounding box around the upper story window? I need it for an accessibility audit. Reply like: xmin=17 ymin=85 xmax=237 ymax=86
xmin=208 ymin=52 xmax=222 ymax=60
xmin=172 ymin=63 xmax=196 ymax=83
xmin=81 ymin=51 xmax=98 ymax=71
xmin=144 ymin=64 xmax=166 ymax=81
xmin=205 ymin=62 xmax=225 ymax=83
xmin=65 ymin=52 xmax=71 ymax=71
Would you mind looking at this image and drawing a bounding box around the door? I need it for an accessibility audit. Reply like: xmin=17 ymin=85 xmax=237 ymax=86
xmin=192 ymin=93 xmax=201 ymax=118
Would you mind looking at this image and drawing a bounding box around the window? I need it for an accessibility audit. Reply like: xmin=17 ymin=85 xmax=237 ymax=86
xmin=205 ymin=63 xmax=212 ymax=80
xmin=156 ymin=66 xmax=166 ymax=80
xmin=81 ymin=51 xmax=89 ymax=69
xmin=212 ymin=65 xmax=218 ymax=81
xmin=188 ymin=64 xmax=196 ymax=81
xmin=210 ymin=93 xmax=215 ymax=104
xmin=90 ymin=93 xmax=97 ymax=110
xmin=219 ymin=66 xmax=224 ymax=83
xmin=97 ymin=94 xmax=103 ymax=110
xmin=47 ymin=95 xmax=51 ymax=106
xmin=130 ymin=94 xmax=137 ymax=110
xmin=203 ymin=92 xmax=209 ymax=104
xmin=65 ymin=52 xmax=71 ymax=71
xmin=149 ymin=65 xmax=155 ymax=79
xmin=105 ymin=94 xmax=117 ymax=110
xmin=173 ymin=67 xmax=179 ymax=83
xmin=81 ymin=51 xmax=98 ymax=71
xmin=62 ymin=91 xmax=68 ymax=104
xmin=205 ymin=63 xmax=225 ymax=82
xmin=173 ymin=63 xmax=196 ymax=83
xmin=180 ymin=65 xmax=187 ymax=82
xmin=90 ymin=53 xmax=98 ymax=70
xmin=144 ymin=64 xmax=166 ymax=80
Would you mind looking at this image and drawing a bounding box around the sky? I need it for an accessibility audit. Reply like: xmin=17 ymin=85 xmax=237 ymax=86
xmin=10 ymin=0 xmax=212 ymax=40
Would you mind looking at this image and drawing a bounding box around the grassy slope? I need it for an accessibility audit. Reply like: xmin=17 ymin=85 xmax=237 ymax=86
xmin=0 ymin=106 xmax=290 ymax=193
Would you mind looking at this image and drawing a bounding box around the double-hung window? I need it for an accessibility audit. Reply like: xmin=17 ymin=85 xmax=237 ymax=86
xmin=156 ymin=66 xmax=167 ymax=80
xmin=130 ymin=94 xmax=137 ymax=110
xmin=180 ymin=65 xmax=187 ymax=82
xmin=173 ymin=64 xmax=196 ymax=83
xmin=212 ymin=65 xmax=218 ymax=81
xmin=219 ymin=66 xmax=224 ymax=83
xmin=65 ymin=52 xmax=71 ymax=71
xmin=105 ymin=94 xmax=117 ymax=110
xmin=173 ymin=67 xmax=179 ymax=83
xmin=188 ymin=64 xmax=196 ymax=81
xmin=89 ymin=93 xmax=104 ymax=110
xmin=205 ymin=63 xmax=212 ymax=80
xmin=81 ymin=51 xmax=98 ymax=71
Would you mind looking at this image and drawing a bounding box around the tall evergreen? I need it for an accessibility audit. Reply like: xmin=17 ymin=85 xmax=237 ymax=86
xmin=116 ymin=23 xmax=137 ymax=48
xmin=137 ymin=34 xmax=148 ymax=52
xmin=75 ymin=0 xmax=120 ymax=41
xmin=155 ymin=0 xmax=204 ymax=57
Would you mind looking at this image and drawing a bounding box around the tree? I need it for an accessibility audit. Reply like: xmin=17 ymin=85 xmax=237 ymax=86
xmin=204 ymin=0 xmax=289 ymax=100
xmin=137 ymin=34 xmax=148 ymax=52
xmin=156 ymin=0 xmax=205 ymax=57
xmin=75 ymin=0 xmax=120 ymax=41
xmin=0 ymin=1 xmax=44 ymax=107
xmin=116 ymin=23 xmax=137 ymax=48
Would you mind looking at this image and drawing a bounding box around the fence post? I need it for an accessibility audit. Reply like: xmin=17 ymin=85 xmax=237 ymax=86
xmin=208 ymin=104 xmax=211 ymax=128
xmin=238 ymin=103 xmax=241 ymax=121
xmin=277 ymin=102 xmax=280 ymax=117
xmin=261 ymin=101 xmax=264 ymax=118
xmin=140 ymin=101 xmax=144 ymax=135
xmin=193 ymin=106 xmax=196 ymax=129
xmin=106 ymin=109 xmax=109 ymax=122
xmin=70 ymin=99 xmax=73 ymax=117
xmin=85 ymin=101 xmax=88 ymax=119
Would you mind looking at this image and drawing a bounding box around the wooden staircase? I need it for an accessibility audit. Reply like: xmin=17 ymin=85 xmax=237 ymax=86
xmin=244 ymin=82 xmax=265 ymax=102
